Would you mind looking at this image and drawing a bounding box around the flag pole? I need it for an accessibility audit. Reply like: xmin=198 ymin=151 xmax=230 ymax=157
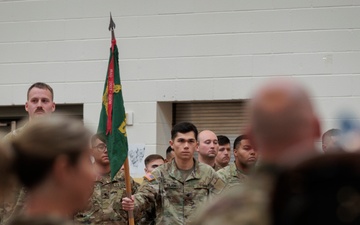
xmin=123 ymin=158 xmax=134 ymax=224
xmin=108 ymin=13 xmax=135 ymax=225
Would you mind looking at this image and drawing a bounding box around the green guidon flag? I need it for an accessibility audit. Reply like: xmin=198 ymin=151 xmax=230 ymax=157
xmin=97 ymin=37 xmax=128 ymax=180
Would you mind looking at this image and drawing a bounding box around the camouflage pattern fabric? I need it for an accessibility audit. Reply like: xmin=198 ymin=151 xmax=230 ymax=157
xmin=1 ymin=126 xmax=26 ymax=225
xmin=212 ymin=163 xmax=222 ymax=172
xmin=7 ymin=215 xmax=73 ymax=225
xmin=0 ymin=187 xmax=22 ymax=225
xmin=190 ymin=164 xmax=282 ymax=225
xmin=133 ymin=159 xmax=225 ymax=225
xmin=216 ymin=162 xmax=248 ymax=189
xmin=137 ymin=174 xmax=156 ymax=225
xmin=74 ymin=171 xmax=139 ymax=225
xmin=137 ymin=200 xmax=156 ymax=225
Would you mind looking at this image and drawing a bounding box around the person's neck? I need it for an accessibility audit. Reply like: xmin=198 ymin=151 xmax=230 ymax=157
xmin=94 ymin=163 xmax=111 ymax=176
xmin=198 ymin=156 xmax=215 ymax=167
xmin=235 ymin=161 xmax=251 ymax=174
xmin=216 ymin=161 xmax=227 ymax=168
xmin=174 ymin=158 xmax=194 ymax=170
xmin=24 ymin=186 xmax=73 ymax=219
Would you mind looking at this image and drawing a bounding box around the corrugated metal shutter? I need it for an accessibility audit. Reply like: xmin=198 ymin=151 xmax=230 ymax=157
xmin=0 ymin=104 xmax=83 ymax=134
xmin=174 ymin=101 xmax=249 ymax=161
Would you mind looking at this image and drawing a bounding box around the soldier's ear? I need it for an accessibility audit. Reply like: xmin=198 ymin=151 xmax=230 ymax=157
xmin=169 ymin=139 xmax=174 ymax=148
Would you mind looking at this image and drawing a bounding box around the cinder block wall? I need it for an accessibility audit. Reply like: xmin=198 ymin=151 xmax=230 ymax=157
xmin=1 ymin=1 xmax=360 ymax=165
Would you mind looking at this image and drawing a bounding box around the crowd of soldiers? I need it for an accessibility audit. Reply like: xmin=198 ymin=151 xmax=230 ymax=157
xmin=1 ymin=79 xmax=360 ymax=225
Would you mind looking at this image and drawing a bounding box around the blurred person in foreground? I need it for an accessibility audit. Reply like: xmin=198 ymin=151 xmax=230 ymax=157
xmin=216 ymin=135 xmax=258 ymax=189
xmin=122 ymin=122 xmax=225 ymax=225
xmin=322 ymin=128 xmax=341 ymax=153
xmin=196 ymin=130 xmax=221 ymax=171
xmin=215 ymin=135 xmax=231 ymax=169
xmin=3 ymin=116 xmax=94 ymax=225
xmin=191 ymin=78 xmax=321 ymax=225
xmin=272 ymin=152 xmax=360 ymax=225
xmin=74 ymin=134 xmax=139 ymax=225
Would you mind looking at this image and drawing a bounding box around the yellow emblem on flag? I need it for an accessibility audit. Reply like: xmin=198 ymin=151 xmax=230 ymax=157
xmin=118 ymin=117 xmax=127 ymax=137
xmin=102 ymin=84 xmax=122 ymax=116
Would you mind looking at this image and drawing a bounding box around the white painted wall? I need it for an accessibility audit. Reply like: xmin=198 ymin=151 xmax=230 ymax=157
xmin=1 ymin=1 xmax=360 ymax=163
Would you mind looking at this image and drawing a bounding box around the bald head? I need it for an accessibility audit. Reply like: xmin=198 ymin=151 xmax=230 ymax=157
xmin=249 ymin=79 xmax=320 ymax=162
xmin=197 ymin=130 xmax=219 ymax=165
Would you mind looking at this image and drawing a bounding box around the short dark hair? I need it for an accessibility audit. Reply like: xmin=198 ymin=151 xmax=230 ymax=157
xmin=217 ymin=135 xmax=230 ymax=146
xmin=322 ymin=129 xmax=341 ymax=142
xmin=171 ymin=122 xmax=198 ymax=140
xmin=27 ymin=82 xmax=54 ymax=100
xmin=166 ymin=146 xmax=173 ymax=155
xmin=91 ymin=133 xmax=106 ymax=148
xmin=233 ymin=135 xmax=250 ymax=150
xmin=144 ymin=154 xmax=165 ymax=167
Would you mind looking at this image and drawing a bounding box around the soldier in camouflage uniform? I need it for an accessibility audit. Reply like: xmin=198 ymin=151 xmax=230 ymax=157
xmin=1 ymin=82 xmax=56 ymax=225
xmin=74 ymin=134 xmax=139 ymax=225
xmin=122 ymin=122 xmax=225 ymax=225
xmin=216 ymin=135 xmax=258 ymax=189
xmin=214 ymin=135 xmax=231 ymax=169
xmin=191 ymin=79 xmax=321 ymax=225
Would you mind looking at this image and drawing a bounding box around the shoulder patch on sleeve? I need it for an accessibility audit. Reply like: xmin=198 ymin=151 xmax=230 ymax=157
xmin=143 ymin=173 xmax=155 ymax=181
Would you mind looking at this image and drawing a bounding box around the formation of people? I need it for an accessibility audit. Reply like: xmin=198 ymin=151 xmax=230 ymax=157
xmin=1 ymin=79 xmax=360 ymax=225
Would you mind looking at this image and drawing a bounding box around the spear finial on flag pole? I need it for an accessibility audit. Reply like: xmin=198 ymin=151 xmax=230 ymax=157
xmin=98 ymin=13 xmax=134 ymax=225
xmin=109 ymin=12 xmax=116 ymax=40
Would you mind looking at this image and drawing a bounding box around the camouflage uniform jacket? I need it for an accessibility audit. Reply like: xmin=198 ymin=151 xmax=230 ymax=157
xmin=1 ymin=125 xmax=27 ymax=225
xmin=137 ymin=175 xmax=156 ymax=225
xmin=212 ymin=163 xmax=222 ymax=172
xmin=74 ymin=171 xmax=140 ymax=225
xmin=133 ymin=159 xmax=225 ymax=225
xmin=190 ymin=164 xmax=282 ymax=225
xmin=216 ymin=162 xmax=248 ymax=189
xmin=7 ymin=215 xmax=73 ymax=225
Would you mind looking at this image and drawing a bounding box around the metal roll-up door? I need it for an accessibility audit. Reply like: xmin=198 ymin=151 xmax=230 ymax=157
xmin=0 ymin=104 xmax=83 ymax=134
xmin=174 ymin=100 xmax=249 ymax=161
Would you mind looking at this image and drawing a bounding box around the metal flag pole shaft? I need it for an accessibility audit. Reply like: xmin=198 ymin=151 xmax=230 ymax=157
xmin=109 ymin=13 xmax=135 ymax=225
xmin=124 ymin=158 xmax=135 ymax=225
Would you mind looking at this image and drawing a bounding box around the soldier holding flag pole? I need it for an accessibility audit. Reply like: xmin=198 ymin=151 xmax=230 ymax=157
xmin=96 ymin=13 xmax=135 ymax=225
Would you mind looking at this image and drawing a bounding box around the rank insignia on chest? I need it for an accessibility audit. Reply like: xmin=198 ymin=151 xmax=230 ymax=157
xmin=144 ymin=174 xmax=155 ymax=181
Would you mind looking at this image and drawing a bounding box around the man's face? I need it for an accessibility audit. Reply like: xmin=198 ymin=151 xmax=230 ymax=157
xmin=92 ymin=138 xmax=109 ymax=166
xmin=25 ymin=87 xmax=55 ymax=120
xmin=170 ymin=131 xmax=198 ymax=161
xmin=234 ymin=139 xmax=258 ymax=168
xmin=197 ymin=131 xmax=219 ymax=159
xmin=216 ymin=143 xmax=231 ymax=167
xmin=145 ymin=158 xmax=164 ymax=174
